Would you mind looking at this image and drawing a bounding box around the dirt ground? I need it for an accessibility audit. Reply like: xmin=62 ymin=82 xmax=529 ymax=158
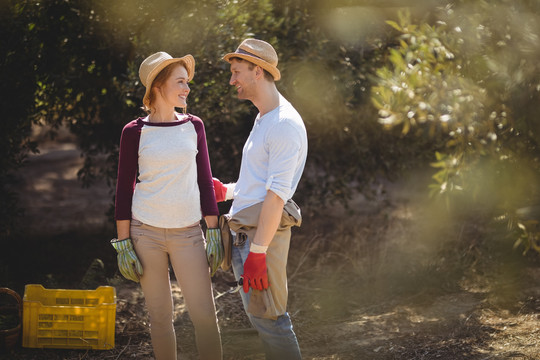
xmin=1 ymin=136 xmax=540 ymax=359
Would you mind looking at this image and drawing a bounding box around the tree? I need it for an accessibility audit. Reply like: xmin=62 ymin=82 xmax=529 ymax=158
xmin=371 ymin=1 xmax=540 ymax=253
xmin=1 ymin=0 xmax=462 ymax=245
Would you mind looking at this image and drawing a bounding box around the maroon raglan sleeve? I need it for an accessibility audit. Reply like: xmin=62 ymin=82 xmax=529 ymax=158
xmin=114 ymin=119 xmax=142 ymax=220
xmin=191 ymin=116 xmax=219 ymax=217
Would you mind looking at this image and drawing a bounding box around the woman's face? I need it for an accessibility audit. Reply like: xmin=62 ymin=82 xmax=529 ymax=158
xmin=156 ymin=64 xmax=190 ymax=109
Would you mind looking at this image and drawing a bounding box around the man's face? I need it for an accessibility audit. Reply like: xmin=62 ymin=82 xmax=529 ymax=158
xmin=229 ymin=59 xmax=257 ymax=100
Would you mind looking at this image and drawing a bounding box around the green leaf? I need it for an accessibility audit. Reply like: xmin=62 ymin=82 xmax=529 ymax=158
xmin=430 ymin=160 xmax=446 ymax=169
xmin=371 ymin=96 xmax=384 ymax=110
xmin=386 ymin=20 xmax=402 ymax=32
xmin=401 ymin=119 xmax=410 ymax=135
xmin=389 ymin=49 xmax=407 ymax=71
xmin=432 ymin=170 xmax=447 ymax=184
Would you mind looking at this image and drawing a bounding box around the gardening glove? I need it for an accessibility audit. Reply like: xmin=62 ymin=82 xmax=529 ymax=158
xmin=111 ymin=238 xmax=143 ymax=282
xmin=206 ymin=228 xmax=224 ymax=277
xmin=242 ymin=252 xmax=269 ymax=292
xmin=212 ymin=177 xmax=235 ymax=202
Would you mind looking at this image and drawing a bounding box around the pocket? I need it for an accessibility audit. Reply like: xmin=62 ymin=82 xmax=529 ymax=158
xmin=182 ymin=224 xmax=204 ymax=247
xmin=130 ymin=218 xmax=146 ymax=238
xmin=185 ymin=223 xmax=202 ymax=237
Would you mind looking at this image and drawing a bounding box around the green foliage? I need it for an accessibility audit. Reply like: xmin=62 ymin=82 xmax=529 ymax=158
xmin=371 ymin=2 xmax=540 ymax=253
xmin=0 ymin=0 xmax=138 ymax=243
xmin=7 ymin=0 xmax=539 ymax=259
xmin=0 ymin=0 xmax=418 ymax=225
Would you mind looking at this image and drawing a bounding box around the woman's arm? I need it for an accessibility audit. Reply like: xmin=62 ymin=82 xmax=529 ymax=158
xmin=192 ymin=116 xmax=220 ymax=217
xmin=115 ymin=120 xmax=142 ymax=221
xmin=204 ymin=215 xmax=219 ymax=229
xmin=116 ymin=220 xmax=131 ymax=240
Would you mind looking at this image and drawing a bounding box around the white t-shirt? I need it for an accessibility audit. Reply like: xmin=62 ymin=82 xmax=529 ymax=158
xmin=115 ymin=114 xmax=218 ymax=228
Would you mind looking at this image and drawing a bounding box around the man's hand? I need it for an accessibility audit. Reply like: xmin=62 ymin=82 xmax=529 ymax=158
xmin=242 ymin=252 xmax=269 ymax=292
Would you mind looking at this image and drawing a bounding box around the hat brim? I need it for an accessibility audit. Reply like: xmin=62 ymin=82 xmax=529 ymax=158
xmin=223 ymin=52 xmax=281 ymax=81
xmin=143 ymin=54 xmax=195 ymax=108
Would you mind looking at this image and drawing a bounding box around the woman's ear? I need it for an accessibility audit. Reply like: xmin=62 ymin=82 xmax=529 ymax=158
xmin=154 ymin=85 xmax=164 ymax=100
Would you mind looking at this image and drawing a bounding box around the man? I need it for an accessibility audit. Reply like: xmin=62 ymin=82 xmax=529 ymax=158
xmin=213 ymin=38 xmax=307 ymax=359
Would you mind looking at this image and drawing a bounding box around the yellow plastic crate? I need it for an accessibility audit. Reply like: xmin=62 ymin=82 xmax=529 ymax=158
xmin=22 ymin=284 xmax=116 ymax=350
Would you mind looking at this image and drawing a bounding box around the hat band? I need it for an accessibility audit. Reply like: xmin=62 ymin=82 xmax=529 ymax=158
xmin=236 ymin=48 xmax=266 ymax=62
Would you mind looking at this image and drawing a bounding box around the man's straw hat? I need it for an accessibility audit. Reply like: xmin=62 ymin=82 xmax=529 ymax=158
xmin=139 ymin=51 xmax=195 ymax=108
xmin=223 ymin=39 xmax=281 ymax=81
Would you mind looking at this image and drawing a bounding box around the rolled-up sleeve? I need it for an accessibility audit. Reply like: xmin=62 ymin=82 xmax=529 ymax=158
xmin=265 ymin=122 xmax=303 ymax=203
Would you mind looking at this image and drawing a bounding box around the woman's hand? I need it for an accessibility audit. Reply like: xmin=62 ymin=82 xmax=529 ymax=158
xmin=111 ymin=238 xmax=143 ymax=282
xmin=205 ymin=228 xmax=224 ymax=277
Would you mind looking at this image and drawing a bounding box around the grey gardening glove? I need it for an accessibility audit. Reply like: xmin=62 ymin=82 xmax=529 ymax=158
xmin=111 ymin=238 xmax=143 ymax=282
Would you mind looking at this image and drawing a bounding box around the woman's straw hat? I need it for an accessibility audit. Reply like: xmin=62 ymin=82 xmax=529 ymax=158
xmin=223 ymin=39 xmax=281 ymax=81
xmin=139 ymin=51 xmax=195 ymax=108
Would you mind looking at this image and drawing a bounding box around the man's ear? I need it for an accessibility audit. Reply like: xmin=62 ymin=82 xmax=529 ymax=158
xmin=255 ymin=66 xmax=264 ymax=80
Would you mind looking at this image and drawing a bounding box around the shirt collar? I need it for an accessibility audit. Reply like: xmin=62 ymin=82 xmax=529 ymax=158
xmin=255 ymin=93 xmax=286 ymax=124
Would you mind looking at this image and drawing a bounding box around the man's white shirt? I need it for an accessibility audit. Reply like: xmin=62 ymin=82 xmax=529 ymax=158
xmin=230 ymin=93 xmax=308 ymax=217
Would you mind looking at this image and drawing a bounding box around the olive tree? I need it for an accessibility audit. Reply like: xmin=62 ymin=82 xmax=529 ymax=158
xmin=371 ymin=1 xmax=540 ymax=253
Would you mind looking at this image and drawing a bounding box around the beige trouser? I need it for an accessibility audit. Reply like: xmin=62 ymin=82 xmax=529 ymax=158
xmin=227 ymin=199 xmax=302 ymax=319
xmin=130 ymin=219 xmax=222 ymax=360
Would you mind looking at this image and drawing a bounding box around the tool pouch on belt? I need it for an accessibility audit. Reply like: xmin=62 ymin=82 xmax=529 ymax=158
xmin=283 ymin=198 xmax=302 ymax=228
xmin=227 ymin=199 xmax=302 ymax=319
xmin=219 ymin=214 xmax=233 ymax=271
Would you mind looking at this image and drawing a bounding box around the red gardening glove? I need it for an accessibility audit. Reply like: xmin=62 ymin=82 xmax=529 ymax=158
xmin=213 ymin=178 xmax=227 ymax=203
xmin=242 ymin=252 xmax=269 ymax=292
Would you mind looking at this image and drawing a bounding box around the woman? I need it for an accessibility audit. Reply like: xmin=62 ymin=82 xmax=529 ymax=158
xmin=111 ymin=51 xmax=223 ymax=360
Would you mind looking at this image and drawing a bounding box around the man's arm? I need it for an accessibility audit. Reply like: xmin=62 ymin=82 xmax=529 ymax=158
xmin=241 ymin=190 xmax=284 ymax=292
xmin=252 ymin=190 xmax=284 ymax=248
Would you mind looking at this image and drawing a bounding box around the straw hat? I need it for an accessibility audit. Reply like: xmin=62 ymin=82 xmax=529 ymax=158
xmin=223 ymin=39 xmax=281 ymax=81
xmin=139 ymin=51 xmax=195 ymax=108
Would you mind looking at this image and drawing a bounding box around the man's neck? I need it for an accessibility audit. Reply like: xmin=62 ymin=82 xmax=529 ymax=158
xmin=253 ymin=83 xmax=280 ymax=117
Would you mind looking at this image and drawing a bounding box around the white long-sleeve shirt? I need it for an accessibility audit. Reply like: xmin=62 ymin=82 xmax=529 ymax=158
xmin=230 ymin=94 xmax=307 ymax=217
